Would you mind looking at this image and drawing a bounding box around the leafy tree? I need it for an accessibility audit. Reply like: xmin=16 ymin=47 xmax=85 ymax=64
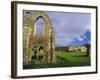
xmin=84 ymin=44 xmax=91 ymax=56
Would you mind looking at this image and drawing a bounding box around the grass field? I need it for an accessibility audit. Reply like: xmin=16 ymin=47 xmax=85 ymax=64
xmin=23 ymin=51 xmax=91 ymax=69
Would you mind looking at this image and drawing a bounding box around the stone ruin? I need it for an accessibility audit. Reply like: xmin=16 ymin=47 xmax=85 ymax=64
xmin=23 ymin=11 xmax=56 ymax=65
xmin=68 ymin=46 xmax=87 ymax=52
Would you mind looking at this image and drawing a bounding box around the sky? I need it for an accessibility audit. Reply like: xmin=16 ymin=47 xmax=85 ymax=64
xmin=24 ymin=11 xmax=91 ymax=47
xmin=45 ymin=11 xmax=91 ymax=47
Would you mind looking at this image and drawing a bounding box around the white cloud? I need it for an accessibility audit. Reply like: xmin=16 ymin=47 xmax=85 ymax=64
xmin=76 ymin=36 xmax=84 ymax=41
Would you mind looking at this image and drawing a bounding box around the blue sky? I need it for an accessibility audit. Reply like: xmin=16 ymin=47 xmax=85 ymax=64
xmin=24 ymin=11 xmax=91 ymax=47
xmin=71 ymin=30 xmax=91 ymax=46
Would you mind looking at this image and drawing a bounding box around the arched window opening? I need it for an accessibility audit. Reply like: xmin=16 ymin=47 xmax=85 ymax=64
xmin=35 ymin=16 xmax=44 ymax=36
xmin=24 ymin=11 xmax=32 ymax=16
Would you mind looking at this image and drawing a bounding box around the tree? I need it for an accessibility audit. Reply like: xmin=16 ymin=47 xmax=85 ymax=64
xmin=84 ymin=44 xmax=91 ymax=56
xmin=66 ymin=46 xmax=69 ymax=52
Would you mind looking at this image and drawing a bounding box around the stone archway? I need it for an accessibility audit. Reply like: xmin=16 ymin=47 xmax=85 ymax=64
xmin=23 ymin=11 xmax=56 ymax=64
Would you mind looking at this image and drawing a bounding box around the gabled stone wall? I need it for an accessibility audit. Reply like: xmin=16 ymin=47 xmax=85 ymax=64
xmin=23 ymin=11 xmax=56 ymax=64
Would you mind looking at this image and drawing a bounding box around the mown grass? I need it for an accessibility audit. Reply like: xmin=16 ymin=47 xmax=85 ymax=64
xmin=23 ymin=51 xmax=91 ymax=69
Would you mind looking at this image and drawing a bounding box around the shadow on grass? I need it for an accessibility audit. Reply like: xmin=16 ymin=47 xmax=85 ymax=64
xmin=56 ymin=55 xmax=68 ymax=62
xmin=72 ymin=55 xmax=90 ymax=57
xmin=23 ymin=53 xmax=90 ymax=69
xmin=23 ymin=56 xmax=68 ymax=69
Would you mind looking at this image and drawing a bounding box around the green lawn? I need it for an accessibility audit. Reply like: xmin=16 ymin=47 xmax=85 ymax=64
xmin=23 ymin=51 xmax=91 ymax=69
